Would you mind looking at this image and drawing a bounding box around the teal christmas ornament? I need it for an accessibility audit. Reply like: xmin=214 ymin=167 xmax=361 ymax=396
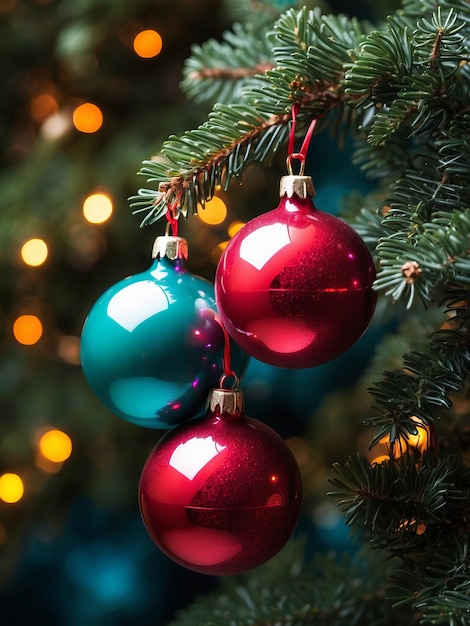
xmin=80 ymin=236 xmax=248 ymax=429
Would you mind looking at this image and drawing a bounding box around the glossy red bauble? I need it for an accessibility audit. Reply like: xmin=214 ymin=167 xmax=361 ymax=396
xmin=139 ymin=388 xmax=302 ymax=576
xmin=215 ymin=176 xmax=377 ymax=368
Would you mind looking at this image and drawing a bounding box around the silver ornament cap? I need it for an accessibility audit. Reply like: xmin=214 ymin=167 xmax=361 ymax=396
xmin=152 ymin=236 xmax=188 ymax=261
xmin=207 ymin=388 xmax=244 ymax=416
xmin=279 ymin=175 xmax=315 ymax=199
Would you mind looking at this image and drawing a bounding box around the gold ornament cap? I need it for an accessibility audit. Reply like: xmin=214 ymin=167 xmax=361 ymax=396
xmin=152 ymin=236 xmax=188 ymax=261
xmin=207 ymin=388 xmax=244 ymax=416
xmin=280 ymin=175 xmax=315 ymax=199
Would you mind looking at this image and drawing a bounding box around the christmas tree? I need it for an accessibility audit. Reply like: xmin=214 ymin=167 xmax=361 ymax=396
xmin=2 ymin=0 xmax=470 ymax=624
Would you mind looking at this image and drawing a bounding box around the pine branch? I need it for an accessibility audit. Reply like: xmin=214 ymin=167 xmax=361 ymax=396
xmin=169 ymin=543 xmax=411 ymax=626
xmin=389 ymin=535 xmax=470 ymax=624
xmin=329 ymin=453 xmax=470 ymax=539
xmin=180 ymin=22 xmax=275 ymax=106
xmin=129 ymin=7 xmax=367 ymax=226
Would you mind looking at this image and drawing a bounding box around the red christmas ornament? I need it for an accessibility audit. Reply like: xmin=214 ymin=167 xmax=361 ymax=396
xmin=139 ymin=387 xmax=302 ymax=576
xmin=215 ymin=175 xmax=377 ymax=368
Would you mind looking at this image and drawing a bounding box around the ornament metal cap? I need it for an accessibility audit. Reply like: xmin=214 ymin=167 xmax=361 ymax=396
xmin=280 ymin=175 xmax=315 ymax=199
xmin=207 ymin=388 xmax=244 ymax=416
xmin=152 ymin=236 xmax=188 ymax=261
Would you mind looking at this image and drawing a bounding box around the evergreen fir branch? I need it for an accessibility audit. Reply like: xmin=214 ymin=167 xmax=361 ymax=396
xmin=129 ymin=104 xmax=291 ymax=225
xmin=130 ymin=7 xmax=364 ymax=226
xmin=373 ymin=208 xmax=470 ymax=307
xmin=181 ymin=22 xmax=275 ymax=106
xmin=347 ymin=7 xmax=467 ymax=146
xmin=329 ymin=453 xmax=470 ymax=547
xmin=345 ymin=18 xmax=415 ymax=108
xmin=389 ymin=535 xmax=470 ymax=624
xmin=366 ymin=341 xmax=466 ymax=432
xmin=169 ymin=545 xmax=410 ymax=626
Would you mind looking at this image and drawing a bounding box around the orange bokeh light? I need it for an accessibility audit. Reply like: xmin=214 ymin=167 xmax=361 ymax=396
xmin=133 ymin=29 xmax=163 ymax=58
xmin=30 ymin=93 xmax=58 ymax=123
xmin=13 ymin=315 xmax=43 ymax=345
xmin=73 ymin=103 xmax=103 ymax=133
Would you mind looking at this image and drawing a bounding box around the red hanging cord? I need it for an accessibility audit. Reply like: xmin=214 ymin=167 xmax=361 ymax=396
xmin=165 ymin=189 xmax=182 ymax=237
xmin=288 ymin=103 xmax=318 ymax=169
xmin=204 ymin=309 xmax=239 ymax=389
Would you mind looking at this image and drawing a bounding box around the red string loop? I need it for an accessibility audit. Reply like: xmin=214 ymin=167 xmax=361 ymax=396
xmin=204 ymin=309 xmax=239 ymax=389
xmin=165 ymin=189 xmax=182 ymax=237
xmin=288 ymin=103 xmax=318 ymax=165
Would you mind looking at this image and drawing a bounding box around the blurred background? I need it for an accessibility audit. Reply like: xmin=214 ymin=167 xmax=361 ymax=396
xmin=0 ymin=0 xmax=400 ymax=624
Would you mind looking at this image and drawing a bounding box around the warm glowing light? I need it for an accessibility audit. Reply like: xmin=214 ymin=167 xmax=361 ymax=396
xmin=0 ymin=473 xmax=24 ymax=504
xmin=21 ymin=238 xmax=48 ymax=266
xmin=41 ymin=110 xmax=72 ymax=141
xmin=198 ymin=196 xmax=227 ymax=225
xmin=370 ymin=454 xmax=389 ymax=465
xmin=379 ymin=416 xmax=429 ymax=459
xmin=57 ymin=335 xmax=81 ymax=365
xmin=30 ymin=93 xmax=58 ymax=123
xmin=13 ymin=315 xmax=43 ymax=345
xmin=211 ymin=241 xmax=229 ymax=264
xmin=73 ymin=102 xmax=103 ymax=133
xmin=83 ymin=192 xmax=113 ymax=224
xmin=228 ymin=220 xmax=245 ymax=238
xmin=133 ymin=29 xmax=163 ymax=58
xmin=38 ymin=429 xmax=72 ymax=463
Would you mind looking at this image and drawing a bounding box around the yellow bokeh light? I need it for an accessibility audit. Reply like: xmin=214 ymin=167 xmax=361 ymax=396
xmin=73 ymin=102 xmax=103 ymax=133
xmin=13 ymin=315 xmax=43 ymax=345
xmin=228 ymin=220 xmax=245 ymax=238
xmin=198 ymin=196 xmax=228 ymax=225
xmin=21 ymin=238 xmax=48 ymax=266
xmin=83 ymin=192 xmax=113 ymax=224
xmin=0 ymin=473 xmax=24 ymax=504
xmin=133 ymin=29 xmax=163 ymax=58
xmin=211 ymin=240 xmax=229 ymax=264
xmin=38 ymin=429 xmax=72 ymax=463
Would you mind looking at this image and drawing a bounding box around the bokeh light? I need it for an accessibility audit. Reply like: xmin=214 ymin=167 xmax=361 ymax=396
xmin=13 ymin=315 xmax=43 ymax=345
xmin=198 ymin=196 xmax=227 ymax=225
xmin=30 ymin=93 xmax=58 ymax=123
xmin=228 ymin=220 xmax=245 ymax=238
xmin=21 ymin=238 xmax=48 ymax=266
xmin=73 ymin=102 xmax=103 ymax=133
xmin=38 ymin=429 xmax=72 ymax=463
xmin=211 ymin=240 xmax=228 ymax=264
xmin=133 ymin=29 xmax=163 ymax=58
xmin=83 ymin=192 xmax=113 ymax=224
xmin=0 ymin=473 xmax=24 ymax=504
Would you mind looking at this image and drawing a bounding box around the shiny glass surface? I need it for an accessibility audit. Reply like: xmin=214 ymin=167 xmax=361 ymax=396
xmin=215 ymin=194 xmax=377 ymax=368
xmin=139 ymin=406 xmax=302 ymax=575
xmin=81 ymin=256 xmax=248 ymax=428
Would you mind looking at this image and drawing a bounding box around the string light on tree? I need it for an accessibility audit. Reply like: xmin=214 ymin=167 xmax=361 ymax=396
xmin=13 ymin=315 xmax=43 ymax=345
xmin=21 ymin=238 xmax=48 ymax=266
xmin=73 ymin=102 xmax=103 ymax=133
xmin=0 ymin=473 xmax=24 ymax=504
xmin=83 ymin=191 xmax=113 ymax=224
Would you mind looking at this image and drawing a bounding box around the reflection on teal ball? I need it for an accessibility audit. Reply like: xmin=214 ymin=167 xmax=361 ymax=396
xmin=80 ymin=250 xmax=248 ymax=429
